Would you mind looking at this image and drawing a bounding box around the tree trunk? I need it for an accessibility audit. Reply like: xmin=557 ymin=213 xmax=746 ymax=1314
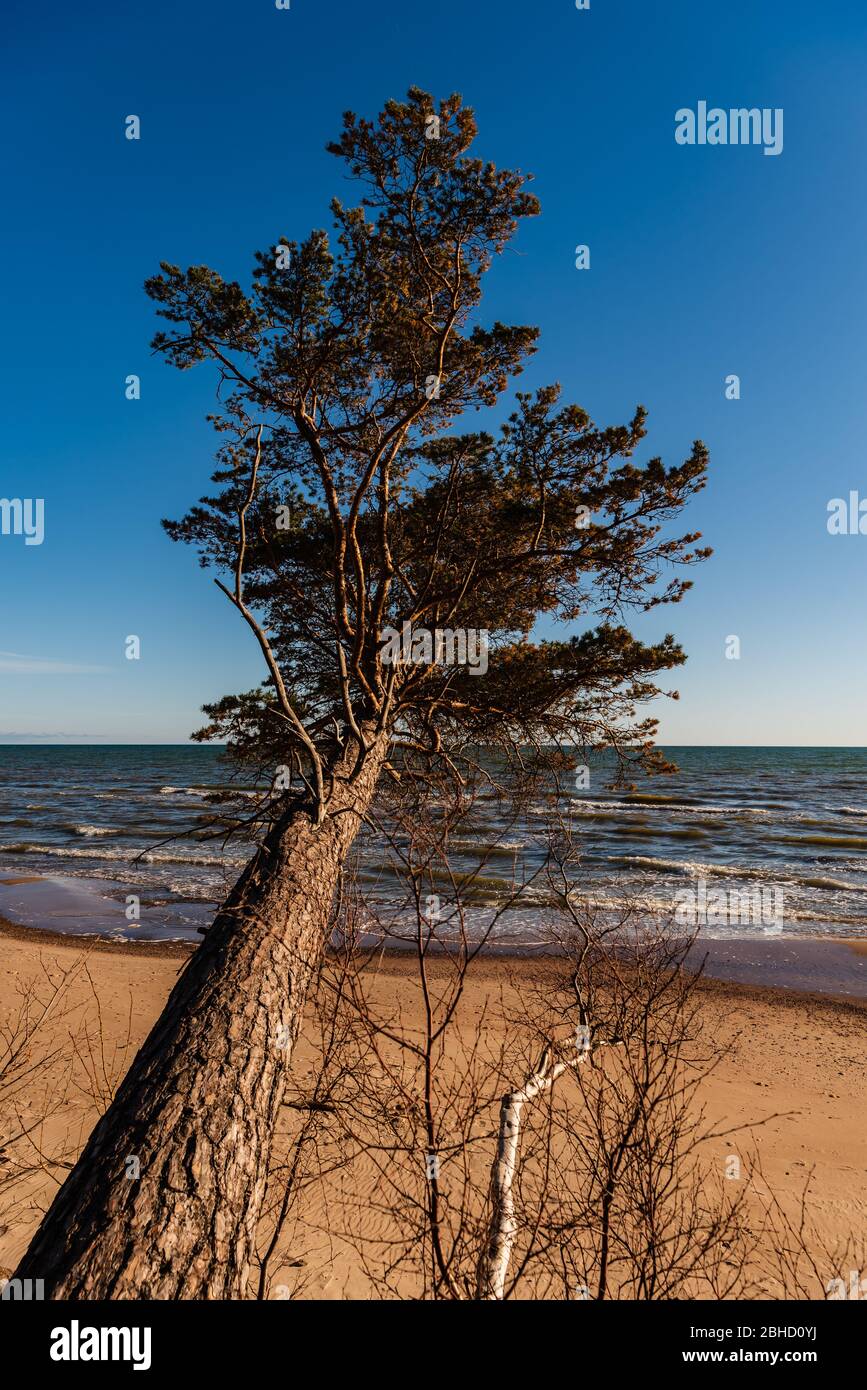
xmin=14 ymin=736 xmax=386 ymax=1299
xmin=477 ymin=1038 xmax=588 ymax=1300
xmin=477 ymin=1054 xmax=562 ymax=1301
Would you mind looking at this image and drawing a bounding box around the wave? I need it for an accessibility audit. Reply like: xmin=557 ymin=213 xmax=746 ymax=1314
xmin=448 ymin=837 xmax=527 ymax=857
xmin=800 ymin=874 xmax=867 ymax=892
xmin=610 ymin=855 xmax=867 ymax=894
xmin=157 ymin=785 xmax=263 ymax=805
xmin=68 ymin=824 xmax=120 ymax=838
xmin=569 ymin=797 xmax=778 ymax=821
xmin=612 ymin=855 xmax=776 ymax=881
xmin=93 ymin=792 xmax=162 ymax=802
xmin=617 ymin=824 xmax=709 ymax=841
xmin=772 ymin=832 xmax=867 ymax=850
xmin=622 ymin=793 xmax=691 ymax=805
xmin=0 ymin=842 xmax=249 ymax=868
xmin=586 ymin=893 xmax=864 ymax=929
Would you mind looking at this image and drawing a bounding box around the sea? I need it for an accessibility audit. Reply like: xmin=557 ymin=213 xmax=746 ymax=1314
xmin=1 ymin=746 xmax=867 ymax=956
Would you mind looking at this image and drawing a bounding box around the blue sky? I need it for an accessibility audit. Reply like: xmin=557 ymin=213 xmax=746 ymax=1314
xmin=2 ymin=0 xmax=866 ymax=744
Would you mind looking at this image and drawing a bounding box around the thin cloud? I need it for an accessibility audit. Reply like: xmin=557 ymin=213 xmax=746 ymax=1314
xmin=0 ymin=651 xmax=112 ymax=676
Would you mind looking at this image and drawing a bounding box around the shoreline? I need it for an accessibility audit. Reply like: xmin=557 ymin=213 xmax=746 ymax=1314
xmin=2 ymin=855 xmax=867 ymax=999
xmin=2 ymin=911 xmax=866 ymax=1009
xmin=0 ymin=913 xmax=195 ymax=959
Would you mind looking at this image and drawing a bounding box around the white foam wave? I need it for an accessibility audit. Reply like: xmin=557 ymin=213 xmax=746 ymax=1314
xmin=0 ymin=842 xmax=249 ymax=868
xmin=613 ymin=855 xmax=774 ymax=880
xmin=612 ymin=855 xmax=867 ymax=895
xmin=569 ymin=798 xmax=777 ymax=820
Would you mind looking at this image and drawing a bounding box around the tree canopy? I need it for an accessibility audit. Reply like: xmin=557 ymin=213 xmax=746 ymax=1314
xmin=147 ymin=87 xmax=710 ymax=810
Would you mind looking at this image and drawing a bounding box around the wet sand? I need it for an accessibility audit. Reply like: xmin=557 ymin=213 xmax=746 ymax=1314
xmin=2 ymin=882 xmax=866 ymax=998
xmin=686 ymin=936 xmax=867 ymax=1000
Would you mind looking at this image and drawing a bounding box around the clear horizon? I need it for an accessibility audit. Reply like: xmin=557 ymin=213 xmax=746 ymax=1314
xmin=2 ymin=741 xmax=867 ymax=750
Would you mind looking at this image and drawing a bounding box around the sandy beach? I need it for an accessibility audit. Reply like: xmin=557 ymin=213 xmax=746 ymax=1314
xmin=1 ymin=915 xmax=864 ymax=1299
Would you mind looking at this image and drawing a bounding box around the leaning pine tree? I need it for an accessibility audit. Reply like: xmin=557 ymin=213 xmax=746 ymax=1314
xmin=17 ymin=89 xmax=710 ymax=1298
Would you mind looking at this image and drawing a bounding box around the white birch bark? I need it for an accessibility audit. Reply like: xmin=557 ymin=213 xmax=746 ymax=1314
xmin=478 ymin=1030 xmax=591 ymax=1300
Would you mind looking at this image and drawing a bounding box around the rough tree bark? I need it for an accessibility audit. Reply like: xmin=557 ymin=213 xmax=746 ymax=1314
xmin=14 ymin=735 xmax=386 ymax=1299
